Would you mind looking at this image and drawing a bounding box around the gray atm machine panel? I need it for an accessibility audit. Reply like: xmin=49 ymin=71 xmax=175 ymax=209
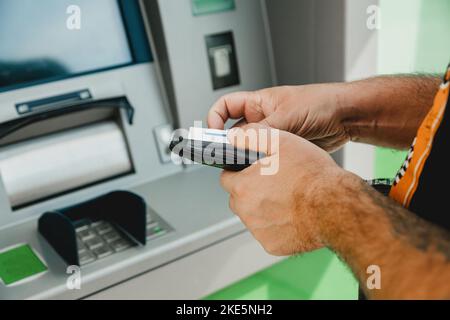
xmin=0 ymin=0 xmax=279 ymax=299
xmin=142 ymin=0 xmax=275 ymax=128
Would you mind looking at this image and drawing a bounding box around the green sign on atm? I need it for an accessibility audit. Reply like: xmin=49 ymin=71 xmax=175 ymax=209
xmin=0 ymin=244 xmax=47 ymax=285
xmin=192 ymin=0 xmax=235 ymax=16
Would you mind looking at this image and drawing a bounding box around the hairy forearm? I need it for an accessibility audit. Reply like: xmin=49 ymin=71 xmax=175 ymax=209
xmin=338 ymin=76 xmax=441 ymax=149
xmin=318 ymin=171 xmax=450 ymax=299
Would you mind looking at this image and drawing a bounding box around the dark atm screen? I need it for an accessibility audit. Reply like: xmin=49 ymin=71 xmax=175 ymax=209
xmin=0 ymin=0 xmax=134 ymax=91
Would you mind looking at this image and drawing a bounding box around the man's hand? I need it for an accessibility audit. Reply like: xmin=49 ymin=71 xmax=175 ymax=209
xmin=209 ymin=85 xmax=350 ymax=152
xmin=221 ymin=124 xmax=450 ymax=299
xmin=221 ymin=124 xmax=343 ymax=255
xmin=208 ymin=77 xmax=440 ymax=151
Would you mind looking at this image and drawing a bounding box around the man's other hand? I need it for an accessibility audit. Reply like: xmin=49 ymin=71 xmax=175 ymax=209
xmin=220 ymin=124 xmax=346 ymax=256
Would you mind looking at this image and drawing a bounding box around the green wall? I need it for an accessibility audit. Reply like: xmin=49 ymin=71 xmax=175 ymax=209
xmin=206 ymin=249 xmax=358 ymax=300
xmin=376 ymin=0 xmax=450 ymax=178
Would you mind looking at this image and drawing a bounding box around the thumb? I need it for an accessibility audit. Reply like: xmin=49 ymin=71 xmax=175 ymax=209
xmin=227 ymin=123 xmax=279 ymax=156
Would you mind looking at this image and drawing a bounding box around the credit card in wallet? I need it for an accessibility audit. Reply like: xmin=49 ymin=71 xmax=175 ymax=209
xmin=169 ymin=128 xmax=266 ymax=171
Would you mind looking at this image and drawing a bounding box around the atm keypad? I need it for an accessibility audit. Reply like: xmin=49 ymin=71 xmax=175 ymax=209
xmin=75 ymin=210 xmax=171 ymax=266
xmin=75 ymin=221 xmax=132 ymax=266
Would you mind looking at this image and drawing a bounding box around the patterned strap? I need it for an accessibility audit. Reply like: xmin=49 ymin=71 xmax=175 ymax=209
xmin=389 ymin=63 xmax=450 ymax=207
xmin=444 ymin=63 xmax=450 ymax=83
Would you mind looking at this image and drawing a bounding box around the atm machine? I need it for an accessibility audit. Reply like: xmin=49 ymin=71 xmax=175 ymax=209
xmin=0 ymin=0 xmax=375 ymax=299
xmin=0 ymin=0 xmax=279 ymax=299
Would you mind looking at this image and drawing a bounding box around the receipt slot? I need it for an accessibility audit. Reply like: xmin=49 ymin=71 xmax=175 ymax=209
xmin=206 ymin=32 xmax=240 ymax=90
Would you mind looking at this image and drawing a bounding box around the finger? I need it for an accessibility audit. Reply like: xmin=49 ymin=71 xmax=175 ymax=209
xmin=207 ymin=91 xmax=266 ymax=129
xmin=220 ymin=170 xmax=240 ymax=194
xmin=229 ymin=196 xmax=236 ymax=213
xmin=227 ymin=123 xmax=279 ymax=156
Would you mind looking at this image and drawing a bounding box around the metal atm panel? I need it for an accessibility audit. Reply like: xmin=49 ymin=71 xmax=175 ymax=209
xmin=141 ymin=0 xmax=275 ymax=128
xmin=0 ymin=0 xmax=281 ymax=299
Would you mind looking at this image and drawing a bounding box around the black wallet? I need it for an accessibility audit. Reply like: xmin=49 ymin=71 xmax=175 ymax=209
xmin=169 ymin=136 xmax=266 ymax=171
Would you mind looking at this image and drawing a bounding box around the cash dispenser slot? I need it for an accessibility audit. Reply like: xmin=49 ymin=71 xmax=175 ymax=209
xmin=0 ymin=97 xmax=136 ymax=209
xmin=0 ymin=97 xmax=134 ymax=145
xmin=38 ymin=191 xmax=147 ymax=266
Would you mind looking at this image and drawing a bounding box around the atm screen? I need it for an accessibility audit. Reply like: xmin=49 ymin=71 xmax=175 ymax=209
xmin=0 ymin=0 xmax=150 ymax=91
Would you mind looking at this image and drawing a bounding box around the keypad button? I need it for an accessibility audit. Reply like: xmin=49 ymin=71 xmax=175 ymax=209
xmin=77 ymin=240 xmax=87 ymax=253
xmin=92 ymin=245 xmax=113 ymax=259
xmin=102 ymin=230 xmax=121 ymax=243
xmin=110 ymin=239 xmax=132 ymax=252
xmin=79 ymin=250 xmax=96 ymax=265
xmin=95 ymin=222 xmax=113 ymax=235
xmin=85 ymin=236 xmax=105 ymax=250
xmin=147 ymin=225 xmax=166 ymax=238
xmin=76 ymin=225 xmax=89 ymax=232
xmin=91 ymin=221 xmax=105 ymax=228
xmin=77 ymin=227 xmax=96 ymax=241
